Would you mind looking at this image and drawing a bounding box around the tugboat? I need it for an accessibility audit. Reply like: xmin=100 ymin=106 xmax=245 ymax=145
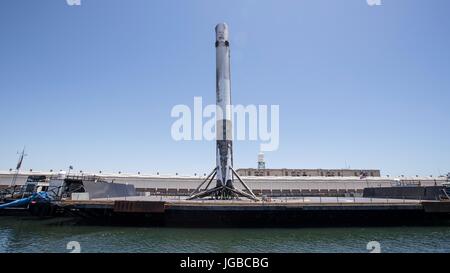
xmin=0 ymin=149 xmax=52 ymax=215
xmin=0 ymin=175 xmax=49 ymax=200
xmin=1 ymin=171 xmax=137 ymax=217
xmin=0 ymin=175 xmax=52 ymax=215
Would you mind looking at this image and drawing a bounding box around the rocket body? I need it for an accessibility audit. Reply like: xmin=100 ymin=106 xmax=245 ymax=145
xmin=215 ymin=23 xmax=233 ymax=188
xmin=187 ymin=23 xmax=257 ymax=201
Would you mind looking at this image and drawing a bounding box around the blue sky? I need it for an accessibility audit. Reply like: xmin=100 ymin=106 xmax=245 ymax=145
xmin=0 ymin=0 xmax=449 ymax=176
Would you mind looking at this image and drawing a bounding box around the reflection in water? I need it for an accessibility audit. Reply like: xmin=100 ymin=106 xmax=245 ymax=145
xmin=0 ymin=217 xmax=449 ymax=253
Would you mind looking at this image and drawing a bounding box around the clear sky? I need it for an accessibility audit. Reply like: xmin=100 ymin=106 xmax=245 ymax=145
xmin=0 ymin=0 xmax=449 ymax=177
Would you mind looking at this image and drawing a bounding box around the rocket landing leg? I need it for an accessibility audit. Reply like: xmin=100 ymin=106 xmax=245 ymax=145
xmin=188 ymin=167 xmax=258 ymax=201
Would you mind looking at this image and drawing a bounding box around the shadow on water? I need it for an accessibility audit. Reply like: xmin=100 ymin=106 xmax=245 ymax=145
xmin=0 ymin=216 xmax=450 ymax=253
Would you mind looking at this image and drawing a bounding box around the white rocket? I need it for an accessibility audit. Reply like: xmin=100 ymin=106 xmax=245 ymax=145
xmin=215 ymin=23 xmax=233 ymax=189
xmin=188 ymin=23 xmax=257 ymax=200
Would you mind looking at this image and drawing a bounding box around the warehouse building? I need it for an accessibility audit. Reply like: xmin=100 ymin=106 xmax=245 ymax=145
xmin=236 ymin=168 xmax=381 ymax=177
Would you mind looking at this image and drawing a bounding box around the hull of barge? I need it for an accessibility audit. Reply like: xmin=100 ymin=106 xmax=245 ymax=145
xmin=45 ymin=198 xmax=450 ymax=228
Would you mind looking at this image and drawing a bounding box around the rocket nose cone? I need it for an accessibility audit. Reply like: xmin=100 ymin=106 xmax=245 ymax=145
xmin=215 ymin=23 xmax=229 ymax=42
xmin=215 ymin=23 xmax=228 ymax=32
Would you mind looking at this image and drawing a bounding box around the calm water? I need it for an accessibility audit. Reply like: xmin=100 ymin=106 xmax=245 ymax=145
xmin=0 ymin=217 xmax=449 ymax=253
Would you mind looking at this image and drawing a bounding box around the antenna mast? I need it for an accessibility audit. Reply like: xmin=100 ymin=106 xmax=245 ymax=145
xmin=10 ymin=147 xmax=27 ymax=187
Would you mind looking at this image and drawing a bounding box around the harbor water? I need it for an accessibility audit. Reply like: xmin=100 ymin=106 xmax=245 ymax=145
xmin=0 ymin=217 xmax=450 ymax=253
